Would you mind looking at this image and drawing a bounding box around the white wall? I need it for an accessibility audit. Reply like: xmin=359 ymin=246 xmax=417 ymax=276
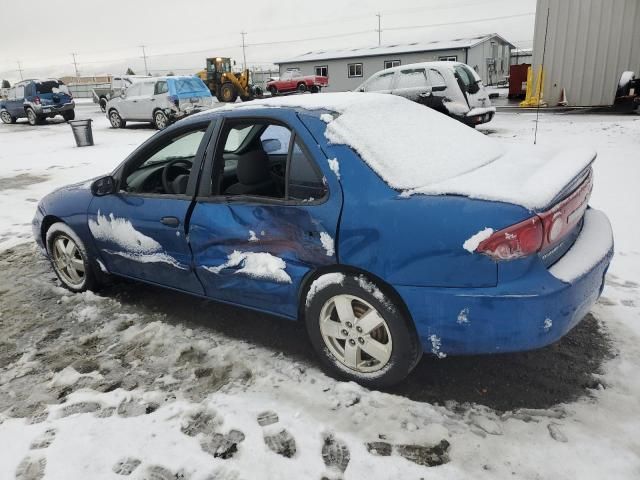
xmin=532 ymin=0 xmax=640 ymax=106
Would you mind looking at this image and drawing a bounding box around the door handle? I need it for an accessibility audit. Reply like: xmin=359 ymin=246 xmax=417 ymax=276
xmin=160 ymin=216 xmax=180 ymax=227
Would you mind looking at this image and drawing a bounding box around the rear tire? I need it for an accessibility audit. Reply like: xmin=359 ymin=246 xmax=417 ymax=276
xmin=0 ymin=110 xmax=16 ymax=124
xmin=220 ymin=83 xmax=238 ymax=102
xmin=153 ymin=110 xmax=169 ymax=130
xmin=46 ymin=222 xmax=101 ymax=293
xmin=26 ymin=108 xmax=39 ymax=126
xmin=305 ymin=273 xmax=421 ymax=388
xmin=297 ymin=83 xmax=307 ymax=93
xmin=62 ymin=110 xmax=75 ymax=121
xmin=108 ymin=109 xmax=126 ymax=129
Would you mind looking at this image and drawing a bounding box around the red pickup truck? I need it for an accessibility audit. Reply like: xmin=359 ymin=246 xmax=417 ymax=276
xmin=267 ymin=70 xmax=329 ymax=95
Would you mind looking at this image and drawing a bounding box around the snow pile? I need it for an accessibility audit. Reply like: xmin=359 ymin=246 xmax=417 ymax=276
xmin=411 ymin=145 xmax=597 ymax=210
xmin=327 ymin=158 xmax=340 ymax=179
xmin=89 ymin=211 xmax=161 ymax=254
xmin=205 ymin=250 xmax=292 ymax=283
xmin=305 ymin=272 xmax=345 ymax=306
xmin=462 ymin=227 xmax=494 ymax=253
xmin=319 ymin=232 xmax=335 ymax=256
xmin=549 ymin=209 xmax=613 ymax=282
xmin=233 ymin=92 xmax=505 ymax=188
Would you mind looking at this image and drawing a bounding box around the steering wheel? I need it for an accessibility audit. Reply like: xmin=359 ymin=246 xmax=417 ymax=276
xmin=161 ymin=158 xmax=193 ymax=194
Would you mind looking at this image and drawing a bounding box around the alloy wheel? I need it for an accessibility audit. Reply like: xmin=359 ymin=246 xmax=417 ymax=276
xmin=1 ymin=111 xmax=12 ymax=124
xmin=319 ymin=294 xmax=393 ymax=373
xmin=109 ymin=111 xmax=121 ymax=128
xmin=51 ymin=234 xmax=86 ymax=288
xmin=155 ymin=112 xmax=167 ymax=130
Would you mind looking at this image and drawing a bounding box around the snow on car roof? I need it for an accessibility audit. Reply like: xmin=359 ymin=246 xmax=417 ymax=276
xmin=236 ymin=92 xmax=505 ymax=188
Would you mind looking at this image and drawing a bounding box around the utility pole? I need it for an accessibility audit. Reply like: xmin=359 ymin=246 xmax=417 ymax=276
xmin=17 ymin=60 xmax=24 ymax=80
xmin=376 ymin=13 xmax=382 ymax=46
xmin=140 ymin=45 xmax=149 ymax=76
xmin=71 ymin=53 xmax=80 ymax=83
xmin=240 ymin=32 xmax=247 ymax=71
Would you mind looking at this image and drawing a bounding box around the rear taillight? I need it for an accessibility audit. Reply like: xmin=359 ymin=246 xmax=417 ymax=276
xmin=168 ymin=95 xmax=179 ymax=107
xmin=476 ymin=170 xmax=593 ymax=261
xmin=476 ymin=216 xmax=544 ymax=260
xmin=33 ymin=96 xmax=41 ymax=104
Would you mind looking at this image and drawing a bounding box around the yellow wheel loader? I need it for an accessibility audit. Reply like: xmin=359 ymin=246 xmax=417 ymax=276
xmin=197 ymin=57 xmax=263 ymax=103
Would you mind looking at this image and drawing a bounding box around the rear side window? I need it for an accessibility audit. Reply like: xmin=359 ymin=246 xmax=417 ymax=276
xmin=288 ymin=140 xmax=326 ymax=201
xmin=139 ymin=82 xmax=155 ymax=96
xmin=428 ymin=69 xmax=447 ymax=89
xmin=396 ymin=68 xmax=429 ymax=89
xmin=35 ymin=81 xmax=61 ymax=94
xmin=174 ymin=78 xmax=208 ymax=94
xmin=363 ymin=72 xmax=394 ymax=91
xmin=155 ymin=81 xmax=168 ymax=95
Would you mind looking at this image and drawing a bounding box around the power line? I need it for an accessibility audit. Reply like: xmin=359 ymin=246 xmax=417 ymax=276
xmin=17 ymin=60 xmax=24 ymax=80
xmin=384 ymin=12 xmax=534 ymax=31
xmin=71 ymin=53 xmax=80 ymax=81
xmin=140 ymin=45 xmax=149 ymax=75
xmin=241 ymin=32 xmax=247 ymax=70
xmin=376 ymin=13 xmax=382 ymax=46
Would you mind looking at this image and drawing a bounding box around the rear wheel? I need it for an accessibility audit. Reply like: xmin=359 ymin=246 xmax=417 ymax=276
xmin=109 ymin=109 xmax=126 ymax=129
xmin=305 ymin=274 xmax=421 ymax=388
xmin=26 ymin=108 xmax=39 ymax=126
xmin=0 ymin=110 xmax=15 ymax=124
xmin=62 ymin=110 xmax=75 ymax=121
xmin=297 ymin=83 xmax=307 ymax=93
xmin=220 ymin=83 xmax=238 ymax=102
xmin=46 ymin=222 xmax=100 ymax=293
xmin=153 ymin=110 xmax=169 ymax=130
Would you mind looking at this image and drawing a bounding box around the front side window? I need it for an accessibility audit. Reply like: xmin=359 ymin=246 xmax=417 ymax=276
xmin=384 ymin=60 xmax=400 ymax=69
xmin=315 ymin=65 xmax=328 ymax=77
xmin=363 ymin=71 xmax=395 ymax=91
xmin=348 ymin=63 xmax=363 ymax=78
xmin=396 ymin=68 xmax=429 ymax=89
xmin=123 ymin=127 xmax=207 ymax=195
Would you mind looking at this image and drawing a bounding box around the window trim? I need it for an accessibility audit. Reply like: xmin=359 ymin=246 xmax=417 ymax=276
xmin=197 ymin=116 xmax=329 ymax=206
xmin=347 ymin=63 xmax=363 ymax=78
xmin=314 ymin=65 xmax=328 ymax=77
xmin=438 ymin=55 xmax=458 ymax=62
xmin=383 ymin=59 xmax=401 ymax=69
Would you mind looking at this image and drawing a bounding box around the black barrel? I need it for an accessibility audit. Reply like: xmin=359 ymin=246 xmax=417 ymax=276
xmin=69 ymin=119 xmax=94 ymax=147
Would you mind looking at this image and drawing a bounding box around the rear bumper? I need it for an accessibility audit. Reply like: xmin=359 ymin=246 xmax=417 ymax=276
xmin=396 ymin=209 xmax=613 ymax=356
xmin=36 ymin=102 xmax=74 ymax=115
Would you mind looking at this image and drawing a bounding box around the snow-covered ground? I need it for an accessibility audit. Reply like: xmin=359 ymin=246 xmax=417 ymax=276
xmin=0 ymin=105 xmax=639 ymax=479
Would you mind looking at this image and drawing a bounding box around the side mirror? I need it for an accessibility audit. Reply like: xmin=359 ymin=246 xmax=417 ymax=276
xmin=262 ymin=138 xmax=282 ymax=154
xmin=91 ymin=176 xmax=116 ymax=196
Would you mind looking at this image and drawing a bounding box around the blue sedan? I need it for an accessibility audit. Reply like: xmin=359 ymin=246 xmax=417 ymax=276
xmin=32 ymin=93 xmax=614 ymax=387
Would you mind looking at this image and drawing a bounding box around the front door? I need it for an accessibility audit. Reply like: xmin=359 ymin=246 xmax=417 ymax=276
xmin=188 ymin=113 xmax=343 ymax=318
xmin=87 ymin=120 xmax=215 ymax=294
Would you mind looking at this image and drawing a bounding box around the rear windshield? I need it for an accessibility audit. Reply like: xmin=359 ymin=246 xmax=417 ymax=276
xmin=172 ymin=78 xmax=209 ymax=95
xmin=36 ymin=81 xmax=69 ymax=94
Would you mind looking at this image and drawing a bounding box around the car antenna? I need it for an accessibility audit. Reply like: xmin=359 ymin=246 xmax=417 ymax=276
xmin=534 ymin=7 xmax=550 ymax=145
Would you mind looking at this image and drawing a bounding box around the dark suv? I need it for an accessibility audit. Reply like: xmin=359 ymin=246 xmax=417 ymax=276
xmin=0 ymin=79 xmax=75 ymax=125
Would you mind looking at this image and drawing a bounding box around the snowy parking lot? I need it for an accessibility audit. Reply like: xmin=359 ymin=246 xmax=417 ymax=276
xmin=1 ymin=103 xmax=639 ymax=479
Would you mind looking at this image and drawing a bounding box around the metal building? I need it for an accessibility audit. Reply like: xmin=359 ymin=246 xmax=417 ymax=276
xmin=531 ymin=0 xmax=640 ymax=106
xmin=276 ymin=34 xmax=514 ymax=92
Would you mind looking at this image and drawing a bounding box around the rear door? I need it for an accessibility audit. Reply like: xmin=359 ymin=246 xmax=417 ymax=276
xmin=188 ymin=110 xmax=343 ymax=318
xmin=87 ymin=120 xmax=216 ymax=294
xmin=392 ymin=67 xmax=430 ymax=102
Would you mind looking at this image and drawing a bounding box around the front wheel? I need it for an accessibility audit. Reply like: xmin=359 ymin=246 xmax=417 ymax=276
xmin=62 ymin=110 xmax=75 ymax=121
xmin=0 ymin=110 xmax=16 ymax=124
xmin=305 ymin=274 xmax=421 ymax=388
xmin=297 ymin=83 xmax=307 ymax=93
xmin=109 ymin=109 xmax=126 ymax=129
xmin=46 ymin=222 xmax=100 ymax=293
xmin=220 ymin=83 xmax=238 ymax=102
xmin=154 ymin=110 xmax=169 ymax=130
xmin=310 ymin=85 xmax=321 ymax=93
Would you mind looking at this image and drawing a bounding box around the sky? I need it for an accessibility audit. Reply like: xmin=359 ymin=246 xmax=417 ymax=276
xmin=0 ymin=0 xmax=536 ymax=83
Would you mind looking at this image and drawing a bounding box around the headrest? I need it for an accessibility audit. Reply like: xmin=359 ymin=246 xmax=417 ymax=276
xmin=171 ymin=174 xmax=190 ymax=195
xmin=236 ymin=150 xmax=270 ymax=185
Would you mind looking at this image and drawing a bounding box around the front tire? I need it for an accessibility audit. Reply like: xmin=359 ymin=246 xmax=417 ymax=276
xmin=46 ymin=222 xmax=100 ymax=293
xmin=0 ymin=110 xmax=16 ymax=124
xmin=109 ymin=109 xmax=126 ymax=129
xmin=297 ymin=83 xmax=307 ymax=93
xmin=220 ymin=83 xmax=238 ymax=102
xmin=153 ymin=110 xmax=169 ymax=130
xmin=305 ymin=274 xmax=421 ymax=388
